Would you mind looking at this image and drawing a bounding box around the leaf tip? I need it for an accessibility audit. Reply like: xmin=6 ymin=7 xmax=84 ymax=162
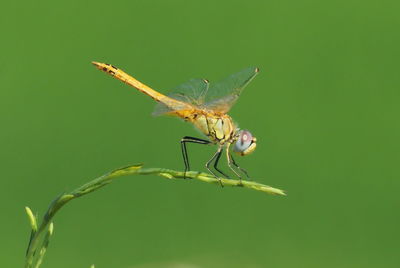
xmin=25 ymin=206 xmax=38 ymax=232
xmin=48 ymin=222 xmax=54 ymax=235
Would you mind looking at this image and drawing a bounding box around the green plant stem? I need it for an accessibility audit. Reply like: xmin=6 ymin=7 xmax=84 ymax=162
xmin=33 ymin=223 xmax=53 ymax=268
xmin=25 ymin=164 xmax=285 ymax=268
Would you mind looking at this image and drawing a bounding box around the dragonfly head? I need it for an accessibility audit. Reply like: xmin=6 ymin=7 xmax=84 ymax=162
xmin=233 ymin=130 xmax=257 ymax=156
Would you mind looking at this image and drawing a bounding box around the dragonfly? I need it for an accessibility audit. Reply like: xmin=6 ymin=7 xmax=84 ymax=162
xmin=92 ymin=62 xmax=259 ymax=185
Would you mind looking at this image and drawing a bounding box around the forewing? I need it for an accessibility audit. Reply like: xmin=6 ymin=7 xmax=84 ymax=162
xmin=203 ymin=67 xmax=259 ymax=113
xmin=153 ymin=78 xmax=209 ymax=116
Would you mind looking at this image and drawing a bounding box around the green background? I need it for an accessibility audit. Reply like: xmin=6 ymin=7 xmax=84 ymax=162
xmin=1 ymin=0 xmax=399 ymax=267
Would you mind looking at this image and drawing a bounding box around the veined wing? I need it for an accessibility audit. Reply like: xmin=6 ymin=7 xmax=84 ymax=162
xmin=153 ymin=67 xmax=259 ymax=116
xmin=203 ymin=67 xmax=259 ymax=113
xmin=153 ymin=78 xmax=209 ymax=116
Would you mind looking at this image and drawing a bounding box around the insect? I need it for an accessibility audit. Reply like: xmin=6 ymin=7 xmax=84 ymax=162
xmin=92 ymin=62 xmax=259 ymax=185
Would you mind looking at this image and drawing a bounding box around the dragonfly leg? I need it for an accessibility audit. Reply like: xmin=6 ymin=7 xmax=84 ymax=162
xmin=230 ymin=153 xmax=250 ymax=181
xmin=225 ymin=143 xmax=248 ymax=184
xmin=213 ymin=148 xmax=231 ymax=179
xmin=180 ymin=136 xmax=211 ymax=179
xmin=206 ymin=147 xmax=230 ymax=187
xmin=227 ymin=151 xmax=243 ymax=184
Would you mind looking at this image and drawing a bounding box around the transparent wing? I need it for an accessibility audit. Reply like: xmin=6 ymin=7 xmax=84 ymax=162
xmin=152 ymin=96 xmax=193 ymax=116
xmin=153 ymin=79 xmax=209 ymax=116
xmin=153 ymin=67 xmax=259 ymax=116
xmin=203 ymin=67 xmax=259 ymax=113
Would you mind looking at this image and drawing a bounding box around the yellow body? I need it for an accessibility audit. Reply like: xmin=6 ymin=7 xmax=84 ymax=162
xmin=92 ymin=62 xmax=236 ymax=144
xmin=189 ymin=112 xmax=235 ymax=144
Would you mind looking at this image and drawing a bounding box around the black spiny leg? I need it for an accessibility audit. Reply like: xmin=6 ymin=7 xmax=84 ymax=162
xmin=226 ymin=143 xmax=248 ymax=185
xmin=206 ymin=147 xmax=230 ymax=187
xmin=230 ymin=153 xmax=250 ymax=179
xmin=227 ymin=152 xmax=243 ymax=184
xmin=214 ymin=148 xmax=231 ymax=179
xmin=180 ymin=136 xmax=211 ymax=179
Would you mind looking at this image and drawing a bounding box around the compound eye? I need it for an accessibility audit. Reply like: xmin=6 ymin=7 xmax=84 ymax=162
xmin=233 ymin=130 xmax=253 ymax=153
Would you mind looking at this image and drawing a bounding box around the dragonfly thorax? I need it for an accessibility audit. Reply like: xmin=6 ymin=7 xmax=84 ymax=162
xmin=189 ymin=112 xmax=236 ymax=144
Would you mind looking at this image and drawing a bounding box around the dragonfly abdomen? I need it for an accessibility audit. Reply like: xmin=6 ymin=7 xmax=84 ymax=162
xmin=92 ymin=62 xmax=194 ymax=112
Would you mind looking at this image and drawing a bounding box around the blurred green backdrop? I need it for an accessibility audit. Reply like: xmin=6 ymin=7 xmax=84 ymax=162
xmin=1 ymin=0 xmax=399 ymax=267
